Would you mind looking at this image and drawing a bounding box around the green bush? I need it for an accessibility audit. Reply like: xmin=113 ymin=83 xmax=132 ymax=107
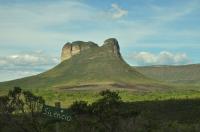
xmin=70 ymin=101 xmax=89 ymax=114
xmin=0 ymin=87 xmax=45 ymax=132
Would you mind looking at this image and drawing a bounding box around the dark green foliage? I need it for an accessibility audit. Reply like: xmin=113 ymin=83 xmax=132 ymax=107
xmin=2 ymin=89 xmax=200 ymax=132
xmin=0 ymin=95 xmax=10 ymax=114
xmin=70 ymin=101 xmax=89 ymax=114
xmin=91 ymin=90 xmax=121 ymax=113
xmin=63 ymin=90 xmax=200 ymax=132
xmin=67 ymin=90 xmax=137 ymax=132
xmin=0 ymin=87 xmax=45 ymax=132
xmin=8 ymin=87 xmax=24 ymax=113
xmin=99 ymin=89 xmax=121 ymax=102
xmin=23 ymin=90 xmax=45 ymax=115
xmin=89 ymin=90 xmax=123 ymax=131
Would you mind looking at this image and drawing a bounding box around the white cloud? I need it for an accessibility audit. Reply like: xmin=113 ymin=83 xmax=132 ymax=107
xmin=111 ymin=3 xmax=128 ymax=19
xmin=0 ymin=0 xmax=198 ymax=50
xmin=0 ymin=1 xmax=98 ymax=47
xmin=0 ymin=51 xmax=59 ymax=81
xmin=0 ymin=70 xmax=40 ymax=82
xmin=0 ymin=51 xmax=59 ymax=70
xmin=130 ymin=51 xmax=191 ymax=66
xmin=0 ymin=1 xmax=129 ymax=49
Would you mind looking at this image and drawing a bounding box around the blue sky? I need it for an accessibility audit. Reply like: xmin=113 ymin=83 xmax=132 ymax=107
xmin=0 ymin=0 xmax=200 ymax=81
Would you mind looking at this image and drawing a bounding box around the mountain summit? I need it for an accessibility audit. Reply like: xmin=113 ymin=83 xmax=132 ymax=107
xmin=61 ymin=41 xmax=98 ymax=61
xmin=0 ymin=38 xmax=157 ymax=91
xmin=61 ymin=38 xmax=121 ymax=62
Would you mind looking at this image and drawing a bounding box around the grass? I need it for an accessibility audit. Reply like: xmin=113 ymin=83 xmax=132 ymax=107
xmin=136 ymin=64 xmax=200 ymax=84
xmin=29 ymin=88 xmax=200 ymax=108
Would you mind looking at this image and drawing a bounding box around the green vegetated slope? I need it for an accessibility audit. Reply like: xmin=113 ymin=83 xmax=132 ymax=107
xmin=136 ymin=64 xmax=200 ymax=84
xmin=42 ymin=43 xmax=146 ymax=86
xmin=0 ymin=38 xmax=162 ymax=91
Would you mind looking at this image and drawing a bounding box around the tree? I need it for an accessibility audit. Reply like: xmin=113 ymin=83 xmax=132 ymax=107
xmin=89 ymin=90 xmax=122 ymax=131
xmin=70 ymin=101 xmax=88 ymax=114
xmin=0 ymin=87 xmax=45 ymax=132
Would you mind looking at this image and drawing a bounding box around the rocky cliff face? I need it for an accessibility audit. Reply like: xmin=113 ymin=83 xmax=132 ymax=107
xmin=61 ymin=41 xmax=98 ymax=61
xmin=61 ymin=38 xmax=121 ymax=62
xmin=102 ymin=38 xmax=121 ymax=58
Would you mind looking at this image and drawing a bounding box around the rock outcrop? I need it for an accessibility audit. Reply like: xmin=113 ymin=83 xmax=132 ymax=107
xmin=102 ymin=38 xmax=121 ymax=58
xmin=61 ymin=41 xmax=98 ymax=61
xmin=61 ymin=38 xmax=121 ymax=62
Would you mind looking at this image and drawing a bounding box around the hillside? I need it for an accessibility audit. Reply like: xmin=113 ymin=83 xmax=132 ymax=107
xmin=0 ymin=38 xmax=161 ymax=91
xmin=136 ymin=64 xmax=200 ymax=84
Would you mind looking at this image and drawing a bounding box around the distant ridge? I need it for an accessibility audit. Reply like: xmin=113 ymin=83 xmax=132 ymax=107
xmin=136 ymin=64 xmax=200 ymax=84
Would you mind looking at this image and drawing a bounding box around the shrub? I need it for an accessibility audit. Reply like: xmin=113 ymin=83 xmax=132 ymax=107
xmin=0 ymin=87 xmax=45 ymax=132
xmin=70 ymin=101 xmax=89 ymax=114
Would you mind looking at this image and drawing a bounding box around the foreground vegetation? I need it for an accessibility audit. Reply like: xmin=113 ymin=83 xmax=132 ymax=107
xmin=1 ymin=87 xmax=200 ymax=132
xmin=32 ymin=87 xmax=200 ymax=107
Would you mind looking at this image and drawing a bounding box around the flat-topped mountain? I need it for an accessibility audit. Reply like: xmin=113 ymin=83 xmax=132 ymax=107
xmin=61 ymin=38 xmax=122 ymax=62
xmin=0 ymin=38 xmax=160 ymax=91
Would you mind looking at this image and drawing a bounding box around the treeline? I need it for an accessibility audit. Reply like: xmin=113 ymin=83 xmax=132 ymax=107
xmin=1 ymin=87 xmax=200 ymax=132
